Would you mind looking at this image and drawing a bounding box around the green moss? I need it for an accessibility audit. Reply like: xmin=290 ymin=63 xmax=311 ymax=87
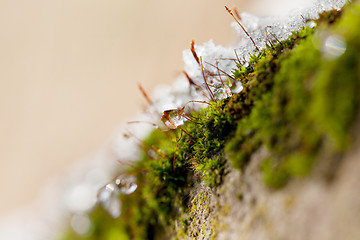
xmin=61 ymin=3 xmax=360 ymax=239
xmin=226 ymin=2 xmax=360 ymax=188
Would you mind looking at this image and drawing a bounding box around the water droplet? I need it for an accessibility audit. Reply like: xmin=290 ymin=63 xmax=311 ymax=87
xmin=97 ymin=183 xmax=121 ymax=218
xmin=211 ymin=83 xmax=230 ymax=100
xmin=70 ymin=214 xmax=92 ymax=236
xmin=215 ymin=87 xmax=231 ymax=99
xmin=306 ymin=20 xmax=316 ymax=29
xmin=97 ymin=174 xmax=138 ymax=217
xmin=230 ymin=81 xmax=243 ymax=94
xmin=161 ymin=109 xmax=185 ymax=129
xmin=322 ymin=34 xmax=346 ymax=59
xmin=114 ymin=175 xmax=138 ymax=195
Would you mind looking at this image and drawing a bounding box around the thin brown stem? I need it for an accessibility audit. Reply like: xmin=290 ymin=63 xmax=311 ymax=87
xmin=190 ymin=40 xmax=200 ymax=65
xmin=216 ymin=61 xmax=230 ymax=98
xmin=204 ymin=61 xmax=235 ymax=80
xmin=127 ymin=121 xmax=159 ymax=129
xmin=234 ymin=49 xmax=241 ymax=64
xmin=200 ymin=56 xmax=216 ymax=102
xmin=225 ymin=6 xmax=260 ymax=51
xmin=178 ymin=126 xmax=196 ymax=141
xmin=137 ymin=83 xmax=152 ymax=105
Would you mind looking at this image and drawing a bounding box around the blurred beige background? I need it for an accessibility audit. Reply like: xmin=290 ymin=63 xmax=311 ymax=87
xmin=0 ymin=0 xmax=256 ymax=217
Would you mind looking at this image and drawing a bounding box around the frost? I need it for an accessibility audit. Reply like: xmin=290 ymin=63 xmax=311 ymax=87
xmin=161 ymin=109 xmax=186 ymax=129
xmin=79 ymin=0 xmax=350 ymax=233
xmin=147 ymin=0 xmax=349 ymax=121
xmin=183 ymin=40 xmax=237 ymax=85
xmin=1 ymin=0 xmax=349 ymax=239
xmin=232 ymin=0 xmax=347 ymax=55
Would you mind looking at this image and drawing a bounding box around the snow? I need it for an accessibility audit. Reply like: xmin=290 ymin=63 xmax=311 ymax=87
xmin=0 ymin=0 xmax=348 ymax=239
xmin=149 ymin=0 xmax=348 ymax=115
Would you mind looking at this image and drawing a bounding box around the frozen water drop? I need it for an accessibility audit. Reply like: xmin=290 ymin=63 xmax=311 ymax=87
xmin=115 ymin=175 xmax=138 ymax=195
xmin=214 ymin=85 xmax=231 ymax=100
xmin=103 ymin=196 xmax=121 ymax=218
xmin=123 ymin=183 xmax=138 ymax=195
xmin=161 ymin=109 xmax=186 ymax=129
xmin=97 ymin=183 xmax=121 ymax=218
xmin=98 ymin=183 xmax=117 ymax=202
xmin=231 ymin=81 xmax=243 ymax=94
xmin=306 ymin=20 xmax=316 ymax=29
xmin=322 ymin=34 xmax=346 ymax=59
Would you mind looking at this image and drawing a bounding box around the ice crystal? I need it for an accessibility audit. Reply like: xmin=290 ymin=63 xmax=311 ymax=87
xmin=1 ymin=1 xmax=349 ymax=239
xmin=97 ymin=183 xmax=122 ymax=218
xmin=97 ymin=174 xmax=137 ymax=218
xmin=114 ymin=175 xmax=137 ymax=195
xmin=149 ymin=0 xmax=349 ymax=120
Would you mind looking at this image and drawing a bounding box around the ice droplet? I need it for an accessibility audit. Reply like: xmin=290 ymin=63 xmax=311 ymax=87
xmin=306 ymin=20 xmax=316 ymax=29
xmin=230 ymin=81 xmax=243 ymax=94
xmin=161 ymin=109 xmax=186 ymax=129
xmin=211 ymin=82 xmax=230 ymax=100
xmin=97 ymin=175 xmax=138 ymax=218
xmin=115 ymin=175 xmax=138 ymax=195
xmin=97 ymin=183 xmax=121 ymax=218
xmin=322 ymin=34 xmax=346 ymax=59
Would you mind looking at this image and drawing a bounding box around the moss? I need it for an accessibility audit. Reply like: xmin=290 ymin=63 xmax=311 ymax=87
xmin=316 ymin=8 xmax=343 ymax=25
xmin=61 ymin=3 xmax=360 ymax=239
xmin=226 ymin=2 xmax=360 ymax=188
xmin=224 ymin=26 xmax=317 ymax=170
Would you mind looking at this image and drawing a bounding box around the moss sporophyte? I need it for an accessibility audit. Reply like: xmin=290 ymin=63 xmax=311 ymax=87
xmin=62 ymin=2 xmax=360 ymax=239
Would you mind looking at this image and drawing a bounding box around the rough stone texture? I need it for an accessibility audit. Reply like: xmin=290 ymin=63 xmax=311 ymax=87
xmin=174 ymin=134 xmax=360 ymax=240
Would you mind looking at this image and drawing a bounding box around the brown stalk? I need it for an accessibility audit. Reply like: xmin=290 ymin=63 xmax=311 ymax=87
xmin=233 ymin=7 xmax=242 ymax=21
xmin=183 ymin=70 xmax=206 ymax=94
xmin=127 ymin=120 xmax=159 ymax=129
xmin=216 ymin=61 xmax=230 ymax=98
xmin=225 ymin=6 xmax=260 ymax=51
xmin=137 ymin=83 xmax=152 ymax=105
xmin=265 ymin=26 xmax=281 ymax=44
xmin=204 ymin=60 xmax=235 ymax=80
xmin=234 ymin=49 xmax=241 ymax=64
xmin=179 ymin=100 xmax=209 ymax=116
xmin=190 ymin=40 xmax=200 ymax=65
xmin=200 ymin=56 xmax=216 ymax=102
xmin=117 ymin=159 xmax=146 ymax=173
xmin=124 ymin=130 xmax=169 ymax=159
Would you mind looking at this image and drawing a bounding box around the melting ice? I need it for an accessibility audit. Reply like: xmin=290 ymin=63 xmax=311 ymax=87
xmin=97 ymin=175 xmax=137 ymax=218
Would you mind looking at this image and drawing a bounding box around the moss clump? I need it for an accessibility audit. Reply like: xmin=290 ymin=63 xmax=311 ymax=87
xmin=61 ymin=3 xmax=360 ymax=239
xmin=226 ymin=3 xmax=360 ymax=188
xmin=224 ymin=26 xmax=316 ymax=170
xmin=86 ymin=99 xmax=237 ymax=239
